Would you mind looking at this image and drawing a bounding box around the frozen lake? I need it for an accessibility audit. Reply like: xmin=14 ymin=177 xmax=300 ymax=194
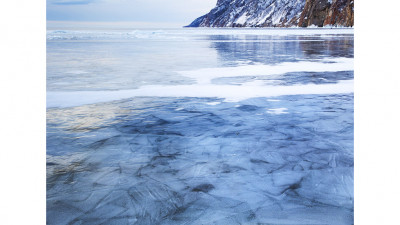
xmin=47 ymin=28 xmax=354 ymax=224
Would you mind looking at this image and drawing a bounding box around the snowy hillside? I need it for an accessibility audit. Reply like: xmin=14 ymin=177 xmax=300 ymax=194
xmin=187 ymin=0 xmax=354 ymax=27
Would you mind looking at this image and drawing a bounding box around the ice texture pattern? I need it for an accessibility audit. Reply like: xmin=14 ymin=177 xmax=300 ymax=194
xmin=47 ymin=28 xmax=354 ymax=224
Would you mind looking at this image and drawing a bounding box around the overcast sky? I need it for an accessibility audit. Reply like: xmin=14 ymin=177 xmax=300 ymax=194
xmin=47 ymin=0 xmax=217 ymax=27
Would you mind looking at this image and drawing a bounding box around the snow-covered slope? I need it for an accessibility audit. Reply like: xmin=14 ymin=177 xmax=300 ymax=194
xmin=187 ymin=0 xmax=354 ymax=27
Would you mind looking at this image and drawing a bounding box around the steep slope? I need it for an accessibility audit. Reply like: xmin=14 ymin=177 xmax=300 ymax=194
xmin=187 ymin=0 xmax=354 ymax=27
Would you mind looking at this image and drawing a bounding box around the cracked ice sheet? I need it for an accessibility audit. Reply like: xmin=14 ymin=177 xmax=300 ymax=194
xmin=47 ymin=94 xmax=353 ymax=224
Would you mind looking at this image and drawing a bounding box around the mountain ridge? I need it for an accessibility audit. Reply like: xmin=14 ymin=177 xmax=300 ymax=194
xmin=186 ymin=0 xmax=354 ymax=28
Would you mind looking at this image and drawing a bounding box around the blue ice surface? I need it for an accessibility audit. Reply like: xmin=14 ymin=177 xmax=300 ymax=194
xmin=47 ymin=28 xmax=354 ymax=224
xmin=47 ymin=94 xmax=353 ymax=225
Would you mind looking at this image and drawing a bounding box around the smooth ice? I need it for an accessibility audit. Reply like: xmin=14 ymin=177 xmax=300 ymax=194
xmin=47 ymin=28 xmax=354 ymax=224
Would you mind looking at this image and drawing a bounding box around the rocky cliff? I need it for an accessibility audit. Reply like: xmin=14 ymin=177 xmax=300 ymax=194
xmin=187 ymin=0 xmax=354 ymax=27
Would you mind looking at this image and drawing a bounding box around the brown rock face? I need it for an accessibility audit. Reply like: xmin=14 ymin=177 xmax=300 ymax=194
xmin=323 ymin=0 xmax=354 ymax=27
xmin=299 ymin=0 xmax=354 ymax=27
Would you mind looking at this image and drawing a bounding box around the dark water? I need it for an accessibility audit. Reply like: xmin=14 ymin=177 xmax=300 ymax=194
xmin=47 ymin=28 xmax=354 ymax=224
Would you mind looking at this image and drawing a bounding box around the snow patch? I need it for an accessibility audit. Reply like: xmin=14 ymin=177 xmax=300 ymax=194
xmin=47 ymin=80 xmax=354 ymax=108
xmin=206 ymin=102 xmax=222 ymax=106
xmin=178 ymin=57 xmax=353 ymax=84
xmin=235 ymin=14 xmax=248 ymax=25
xmin=267 ymin=108 xmax=289 ymax=115
xmin=65 ymin=70 xmax=89 ymax=75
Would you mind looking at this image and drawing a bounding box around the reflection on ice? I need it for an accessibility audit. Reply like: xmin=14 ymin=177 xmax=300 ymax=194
xmin=47 ymin=29 xmax=353 ymax=92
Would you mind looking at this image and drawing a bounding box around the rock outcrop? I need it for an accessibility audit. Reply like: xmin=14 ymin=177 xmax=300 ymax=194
xmin=186 ymin=0 xmax=354 ymax=27
xmin=299 ymin=0 xmax=354 ymax=27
